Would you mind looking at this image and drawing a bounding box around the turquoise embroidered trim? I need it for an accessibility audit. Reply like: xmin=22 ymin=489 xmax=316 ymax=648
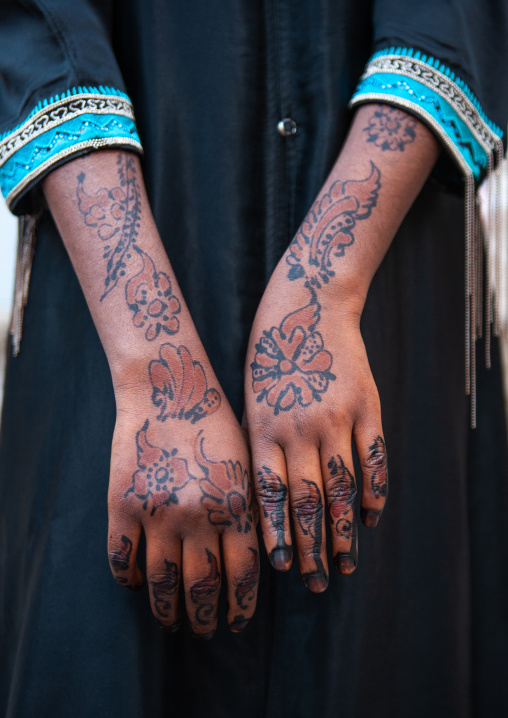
xmin=350 ymin=49 xmax=503 ymax=182
xmin=0 ymin=88 xmax=142 ymax=208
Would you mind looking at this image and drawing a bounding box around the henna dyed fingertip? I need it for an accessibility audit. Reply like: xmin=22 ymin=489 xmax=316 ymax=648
xmin=360 ymin=507 xmax=382 ymax=528
xmin=334 ymin=554 xmax=357 ymax=575
xmin=269 ymin=547 xmax=292 ymax=571
xmin=303 ymin=571 xmax=328 ymax=593
xmin=229 ymin=616 xmax=249 ymax=633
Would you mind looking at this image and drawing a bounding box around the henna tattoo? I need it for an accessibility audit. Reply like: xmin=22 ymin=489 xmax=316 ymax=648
xmin=364 ymin=105 xmax=416 ymax=152
xmin=286 ymin=162 xmax=381 ymax=288
xmin=150 ymin=343 xmax=221 ymax=423
xmin=251 ymin=291 xmax=335 ymax=414
xmin=196 ymin=431 xmax=253 ymax=533
xmin=125 ymin=420 xmax=195 ymax=515
xmin=234 ymin=548 xmax=260 ymax=610
xmin=296 ymin=480 xmax=327 ymax=586
xmin=126 ymin=246 xmax=181 ymax=340
xmin=257 ymin=467 xmax=292 ymax=568
xmin=77 ymin=154 xmax=141 ymax=298
xmin=327 ymin=455 xmax=356 ymax=540
xmin=109 ymin=534 xmax=132 ymax=584
xmin=367 ymin=435 xmax=388 ymax=498
xmin=252 ymin=165 xmax=381 ymax=414
xmin=190 ymin=549 xmax=220 ymax=626
xmin=152 ymin=560 xmax=179 ymax=619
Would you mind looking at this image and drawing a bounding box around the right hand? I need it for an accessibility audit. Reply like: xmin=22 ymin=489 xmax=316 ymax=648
xmin=107 ymin=354 xmax=259 ymax=637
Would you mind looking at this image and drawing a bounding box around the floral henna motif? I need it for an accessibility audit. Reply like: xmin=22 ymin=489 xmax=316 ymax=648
xmin=110 ymin=535 xmax=133 ymax=585
xmin=190 ymin=549 xmax=221 ymax=626
xmin=150 ymin=343 xmax=221 ymax=423
xmin=286 ymin=162 xmax=381 ymax=287
xmin=125 ymin=420 xmax=195 ymax=515
xmin=77 ymin=154 xmax=141 ymax=298
xmin=251 ymin=294 xmax=335 ymax=414
xmin=364 ymin=105 xmax=416 ymax=152
xmin=152 ymin=560 xmax=179 ymax=619
xmin=126 ymin=246 xmax=181 ymax=340
xmin=327 ymin=454 xmax=356 ymax=540
xmin=368 ymin=435 xmax=388 ymax=499
xmin=196 ymin=431 xmax=253 ymax=533
xmin=234 ymin=548 xmax=260 ymax=610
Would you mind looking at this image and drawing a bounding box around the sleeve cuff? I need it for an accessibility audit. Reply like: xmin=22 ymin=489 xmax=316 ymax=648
xmin=0 ymin=86 xmax=143 ymax=212
xmin=350 ymin=47 xmax=503 ymax=183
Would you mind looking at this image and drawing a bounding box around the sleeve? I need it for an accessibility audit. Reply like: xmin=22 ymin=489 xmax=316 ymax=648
xmin=0 ymin=0 xmax=142 ymax=215
xmin=349 ymin=0 xmax=508 ymax=426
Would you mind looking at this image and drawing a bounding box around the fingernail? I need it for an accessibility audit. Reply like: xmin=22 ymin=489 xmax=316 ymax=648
xmin=160 ymin=620 xmax=181 ymax=633
xmin=334 ymin=554 xmax=357 ymax=575
xmin=269 ymin=547 xmax=292 ymax=571
xmin=303 ymin=572 xmax=329 ymax=593
xmin=360 ymin=508 xmax=381 ymax=528
xmin=230 ymin=618 xmax=249 ymax=633
xmin=193 ymin=631 xmax=215 ymax=641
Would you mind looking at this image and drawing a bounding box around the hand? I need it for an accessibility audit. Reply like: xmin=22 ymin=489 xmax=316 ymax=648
xmin=244 ymin=248 xmax=388 ymax=591
xmin=43 ymin=150 xmax=259 ymax=635
xmin=109 ymin=374 xmax=259 ymax=636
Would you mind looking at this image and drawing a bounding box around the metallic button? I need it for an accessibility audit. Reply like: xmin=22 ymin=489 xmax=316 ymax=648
xmin=277 ymin=117 xmax=297 ymax=136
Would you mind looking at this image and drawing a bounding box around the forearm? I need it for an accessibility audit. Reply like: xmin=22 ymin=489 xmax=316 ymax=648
xmin=286 ymin=103 xmax=440 ymax=311
xmin=43 ymin=150 xmax=203 ymax=393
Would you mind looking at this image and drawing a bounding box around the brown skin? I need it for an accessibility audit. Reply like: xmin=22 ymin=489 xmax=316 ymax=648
xmin=43 ymin=152 xmax=259 ymax=636
xmin=244 ymin=103 xmax=440 ymax=587
xmin=43 ymin=104 xmax=439 ymax=632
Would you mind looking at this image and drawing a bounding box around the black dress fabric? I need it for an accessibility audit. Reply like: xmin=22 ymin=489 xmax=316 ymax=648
xmin=1 ymin=1 xmax=508 ymax=717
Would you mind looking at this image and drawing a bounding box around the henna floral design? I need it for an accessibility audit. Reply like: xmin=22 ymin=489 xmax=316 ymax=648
xmin=196 ymin=431 xmax=253 ymax=533
xmin=367 ymin=435 xmax=388 ymax=498
xmin=364 ymin=105 xmax=416 ymax=152
xmin=152 ymin=560 xmax=179 ymax=619
xmin=327 ymin=455 xmax=356 ymax=540
xmin=234 ymin=548 xmax=260 ymax=610
xmin=149 ymin=343 xmax=221 ymax=423
xmin=125 ymin=420 xmax=194 ymax=515
xmin=126 ymin=246 xmax=181 ymax=340
xmin=77 ymin=154 xmax=141 ymax=298
xmin=190 ymin=549 xmax=221 ymax=626
xmin=109 ymin=535 xmax=133 ymax=584
xmin=251 ymin=294 xmax=334 ymax=414
xmin=286 ymin=162 xmax=381 ymax=287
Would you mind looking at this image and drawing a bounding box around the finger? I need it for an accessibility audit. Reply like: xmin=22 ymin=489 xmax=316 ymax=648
xmin=108 ymin=518 xmax=144 ymax=590
xmin=286 ymin=444 xmax=328 ymax=592
xmin=251 ymin=442 xmax=293 ymax=571
xmin=321 ymin=440 xmax=358 ymax=575
xmin=183 ymin=538 xmax=221 ymax=638
xmin=222 ymin=530 xmax=260 ymax=632
xmin=145 ymin=533 xmax=182 ymax=631
xmin=354 ymin=419 xmax=388 ymax=528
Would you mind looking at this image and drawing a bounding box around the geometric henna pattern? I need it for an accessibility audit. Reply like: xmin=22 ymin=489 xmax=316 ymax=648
xmin=234 ymin=547 xmax=260 ymax=610
xmin=295 ymin=479 xmax=326 ymax=583
xmin=152 ymin=560 xmax=179 ymax=619
xmin=149 ymin=343 xmax=221 ymax=424
xmin=109 ymin=534 xmax=133 ymax=585
xmin=256 ymin=466 xmax=292 ymax=566
xmin=367 ymin=435 xmax=388 ymax=499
